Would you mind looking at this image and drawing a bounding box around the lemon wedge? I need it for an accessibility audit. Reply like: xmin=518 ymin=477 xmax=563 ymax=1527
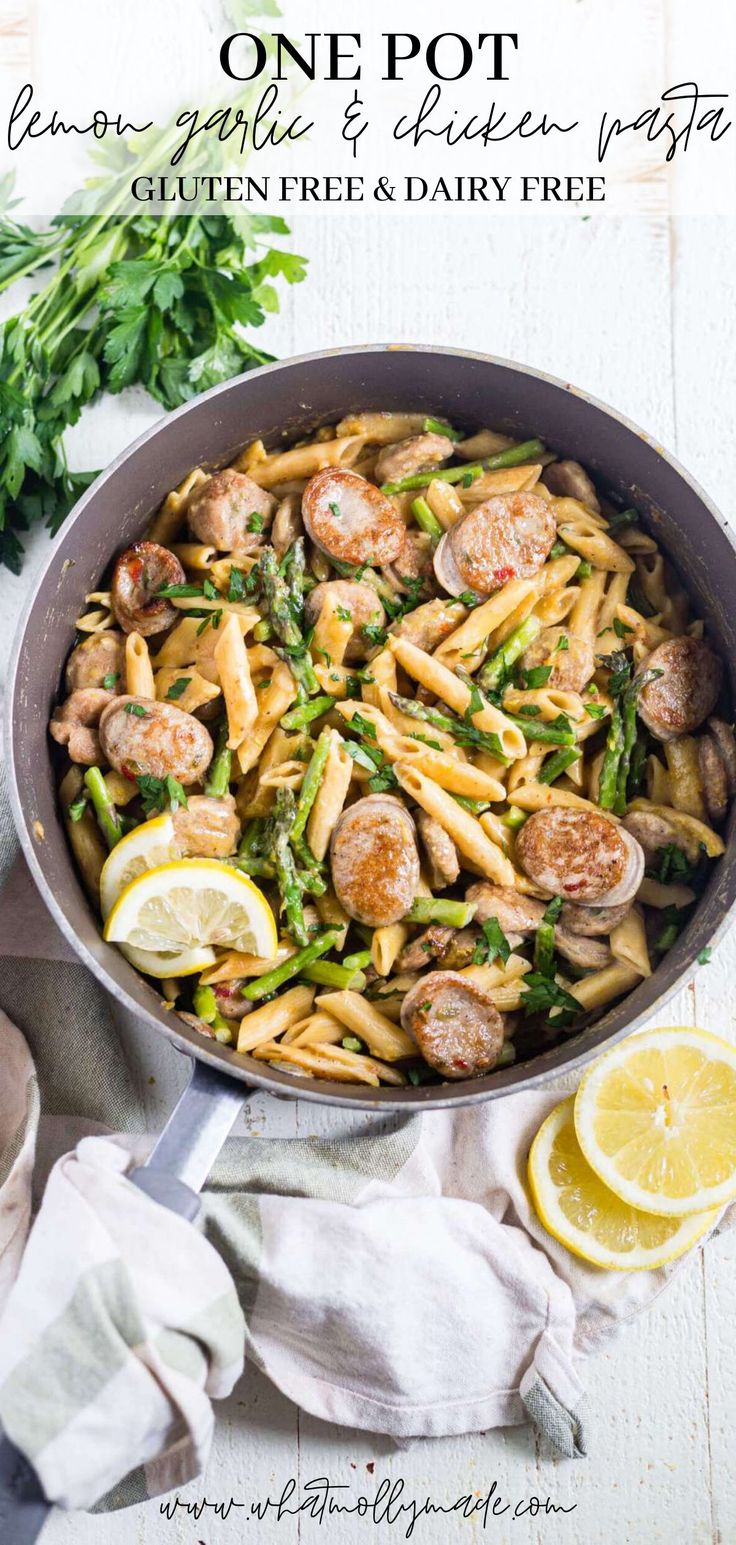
xmin=574 ymin=1027 xmax=736 ymax=1217
xmin=104 ymin=858 xmax=277 ymax=960
xmin=118 ymin=942 xmax=217 ymax=980
xmin=100 ymin=814 xmax=179 ymax=920
xmin=528 ymin=1097 xmax=717 ymax=1269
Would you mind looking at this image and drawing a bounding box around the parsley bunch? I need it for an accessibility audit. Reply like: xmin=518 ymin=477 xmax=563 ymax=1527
xmin=0 ymin=195 xmax=306 ymax=573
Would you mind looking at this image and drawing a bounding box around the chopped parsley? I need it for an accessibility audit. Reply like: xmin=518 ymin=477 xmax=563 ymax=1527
xmin=576 ymin=560 xmax=592 ymax=579
xmin=613 ymin=616 xmax=634 ymax=638
xmin=647 ymin=842 xmax=696 ymax=886
xmin=606 ymin=507 xmax=639 ymax=534
xmin=102 ymin=672 xmax=119 ymax=690
xmin=195 ymin=609 xmax=223 ymax=635
xmin=156 ymin=582 xmax=204 ymax=598
xmin=123 ymin=702 xmax=148 ymax=717
xmin=521 ymin=665 xmax=552 ymax=690
xmin=247 ymin=512 xmax=264 ymax=534
xmin=522 ymin=972 xmax=581 ymax=1025
xmin=227 ymin=566 xmax=247 ymax=602
xmin=654 ymin=906 xmax=683 ymax=953
xmin=472 ymin=917 xmax=511 ymax=968
xmin=203 ymin=577 xmax=219 ymax=598
xmin=584 ymin=701 xmax=607 ymax=720
xmin=351 ymin=712 xmax=378 ymax=741
xmin=136 ymin=773 xmax=189 ymax=816
xmin=361 ymin=622 xmax=388 ymax=647
xmin=457 ymin=591 xmax=482 ymax=608
xmin=165 ymin=676 xmax=192 ymax=702
xmin=697 ymin=947 xmax=712 ymax=966
xmin=336 ymin=605 xmax=353 ymax=623
xmin=554 ymin=634 xmax=569 ymax=653
xmin=341 ymin=1036 xmax=363 ymax=1052
xmin=67 ymin=795 xmax=88 ymax=823
xmin=329 ymin=501 xmax=342 ymax=519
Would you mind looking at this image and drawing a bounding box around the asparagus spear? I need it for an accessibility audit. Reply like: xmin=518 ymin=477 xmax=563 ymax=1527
xmin=270 ymin=788 xmax=309 ymax=945
xmin=281 ymin=537 xmax=308 ymax=626
xmin=204 ymin=719 xmax=232 ymax=798
xmin=410 ymin=496 xmax=443 ymax=547
xmin=538 ymin=747 xmax=581 ymax=786
xmin=192 ymin=985 xmax=233 ymax=1042
xmin=406 ymin=897 xmax=476 ymax=928
xmin=422 ymin=415 xmax=462 ymax=441
xmin=614 ymin=689 xmax=639 ymax=816
xmin=281 ymin=696 xmax=334 ymax=731
xmin=83 ymin=766 xmax=123 ymax=850
xmin=380 ymin=438 xmax=546 ymax=495
xmin=301 ymin=960 xmax=367 ymax=991
xmin=456 ymin=667 xmax=576 ymax=748
xmin=598 ymin=702 xmax=625 ymax=809
xmin=478 ymin=616 xmax=541 ymax=692
xmin=387 ymin=691 xmax=508 ymax=762
xmin=259 ymin=546 xmax=320 ymax=695
xmin=242 ymin=929 xmax=339 ymax=1001
xmin=291 ymin=727 xmax=331 ymax=864
xmin=342 ymin=948 xmax=373 ymax=972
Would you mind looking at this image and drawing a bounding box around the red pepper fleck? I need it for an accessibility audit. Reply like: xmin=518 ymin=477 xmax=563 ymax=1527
xmin=454 ymin=1058 xmax=469 ymax=1071
xmin=492 ymin=566 xmax=515 ymax=585
xmin=121 ymin=763 xmax=137 ymax=783
xmin=565 ymin=881 xmax=584 ymax=894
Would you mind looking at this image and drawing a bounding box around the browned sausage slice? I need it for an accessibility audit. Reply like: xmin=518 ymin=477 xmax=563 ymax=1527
xmin=636 ymin=636 xmax=723 ymax=741
xmin=622 ymin=810 xmax=690 ymax=864
xmin=520 ymin=627 xmax=595 ymax=693
xmin=401 ymin=971 xmax=505 ymax=1079
xmin=554 ymin=928 xmax=613 ymax=971
xmin=416 ymin=811 xmax=460 ymax=888
xmin=375 ymin=432 xmax=452 ymax=486
xmin=434 ymin=492 xmax=556 ymax=598
xmin=330 ymin=794 xmax=420 ymax=927
xmin=302 ymin=469 xmax=405 ymax=567
xmin=516 ymin=807 xmax=644 ymax=905
xmin=188 ymin=469 xmax=276 ymax=550
xmin=99 ymin=697 xmax=213 ymax=786
xmin=111 ymin=542 xmax=186 ymax=636
xmin=708 ymin=718 xmax=736 ymax=798
xmin=464 ymin=883 xmax=545 ymax=935
xmin=560 ymin=900 xmax=632 ymax=936
xmin=65 ymin=632 xmax=126 ymax=694
xmin=172 ymin=794 xmax=241 ymax=857
xmin=49 ymin=688 xmax=116 ymax=766
xmin=304 ymin=580 xmax=386 ymax=663
xmin=542 ymin=460 xmax=600 ymax=512
xmin=397 ymin=924 xmax=455 ymax=973
xmin=698 ymin=734 xmax=729 ymax=824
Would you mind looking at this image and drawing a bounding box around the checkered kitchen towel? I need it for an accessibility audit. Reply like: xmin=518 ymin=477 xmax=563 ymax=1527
xmin=0 ymin=763 xmax=731 ymax=1511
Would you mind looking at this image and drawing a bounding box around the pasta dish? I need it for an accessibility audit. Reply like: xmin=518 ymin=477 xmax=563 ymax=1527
xmin=49 ymin=411 xmax=731 ymax=1088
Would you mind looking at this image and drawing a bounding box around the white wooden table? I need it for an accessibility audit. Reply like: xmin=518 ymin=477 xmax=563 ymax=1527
xmin=2 ymin=5 xmax=736 ymax=1540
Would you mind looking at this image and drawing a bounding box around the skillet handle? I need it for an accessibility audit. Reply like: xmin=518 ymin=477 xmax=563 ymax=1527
xmin=0 ymin=1058 xmax=251 ymax=1538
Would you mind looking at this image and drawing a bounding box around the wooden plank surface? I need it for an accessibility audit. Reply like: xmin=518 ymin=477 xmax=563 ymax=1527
xmin=1 ymin=2 xmax=735 ymax=1540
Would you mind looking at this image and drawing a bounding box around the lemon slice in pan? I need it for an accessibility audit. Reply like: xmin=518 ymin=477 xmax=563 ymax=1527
xmin=104 ymin=858 xmax=277 ymax=960
xmin=99 ymin=814 xmax=179 ymax=920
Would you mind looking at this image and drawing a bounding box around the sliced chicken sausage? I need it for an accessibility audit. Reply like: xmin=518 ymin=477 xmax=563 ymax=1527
xmin=330 ymin=794 xmax=420 ymax=927
xmin=707 ymin=718 xmax=736 ymax=797
xmin=516 ymin=807 xmax=644 ymax=905
xmin=302 ymin=468 xmax=405 ymax=568
xmin=172 ymin=793 xmax=241 ymax=857
xmin=49 ymin=688 xmax=116 ymax=766
xmin=520 ymin=626 xmax=595 ymax=693
xmin=111 ymin=542 xmax=186 ymax=637
xmin=304 ymin=580 xmax=386 ymax=663
xmin=465 ymin=883 xmax=545 ymax=935
xmin=554 ymin=928 xmax=613 ymax=971
xmin=434 ymin=492 xmax=556 ymax=598
xmin=99 ymin=696 xmax=213 ymax=786
xmin=65 ymin=632 xmax=126 ymax=694
xmin=416 ymin=811 xmax=460 ymax=888
xmin=560 ymin=900 xmax=632 ymax=936
xmin=401 ymin=971 xmax=505 ymax=1079
xmin=636 ymin=636 xmax=723 ymax=741
xmin=188 ymin=469 xmax=276 ymax=551
xmin=375 ymin=432 xmax=452 ymax=487
xmin=622 ymin=810 xmax=690 ymax=864
xmin=542 ymin=459 xmax=600 ymax=512
xmin=698 ymin=734 xmax=729 ymax=824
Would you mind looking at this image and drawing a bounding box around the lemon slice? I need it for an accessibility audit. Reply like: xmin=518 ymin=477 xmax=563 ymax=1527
xmin=574 ymin=1027 xmax=736 ymax=1217
xmin=104 ymin=858 xmax=277 ymax=959
xmin=100 ymin=814 xmax=179 ymax=920
xmin=529 ymin=1097 xmax=717 ymax=1269
xmin=119 ymin=942 xmax=216 ymax=980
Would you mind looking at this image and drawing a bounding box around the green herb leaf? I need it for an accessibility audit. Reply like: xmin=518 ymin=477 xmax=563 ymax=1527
xmin=102 ymin=672 xmax=119 ymax=690
xmin=165 ymin=676 xmax=192 ymax=701
xmin=521 ymin=665 xmax=552 ymax=689
xmin=227 ymin=566 xmax=247 ymax=602
xmin=123 ymin=702 xmax=148 ymax=717
xmin=471 ymin=917 xmax=511 ymax=968
xmin=68 ymin=795 xmax=88 ymax=823
xmin=247 ymin=512 xmax=264 ymax=533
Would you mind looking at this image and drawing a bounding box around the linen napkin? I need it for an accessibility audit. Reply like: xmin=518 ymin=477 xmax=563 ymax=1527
xmin=0 ymin=766 xmax=732 ymax=1512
